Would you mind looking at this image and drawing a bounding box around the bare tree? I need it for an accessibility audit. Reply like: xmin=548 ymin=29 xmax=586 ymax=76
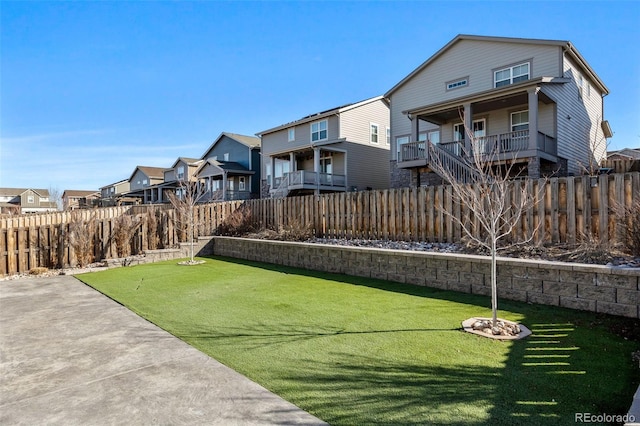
xmin=112 ymin=214 xmax=141 ymax=258
xmin=167 ymin=179 xmax=207 ymax=264
xmin=426 ymin=117 xmax=544 ymax=330
xmin=68 ymin=210 xmax=97 ymax=267
xmin=48 ymin=186 xmax=63 ymax=211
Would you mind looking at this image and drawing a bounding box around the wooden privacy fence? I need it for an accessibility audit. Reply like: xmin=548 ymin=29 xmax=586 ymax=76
xmin=246 ymin=172 xmax=640 ymax=245
xmin=1 ymin=172 xmax=639 ymax=276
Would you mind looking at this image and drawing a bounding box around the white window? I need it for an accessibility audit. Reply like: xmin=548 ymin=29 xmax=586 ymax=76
xmin=143 ymin=179 xmax=148 ymax=185
xmin=228 ymin=179 xmax=235 ymax=191
xmin=428 ymin=130 xmax=440 ymax=144
xmin=320 ymin=156 xmax=332 ymax=174
xmin=511 ymin=110 xmax=529 ymax=132
xmin=418 ymin=132 xmax=428 ymax=142
xmin=177 ymin=166 xmax=185 ymax=180
xmin=288 ymin=128 xmax=295 ymax=142
xmin=454 ymin=120 xmax=485 ymax=141
xmin=447 ymin=78 xmax=468 ymax=90
xmin=494 ymin=62 xmax=530 ymax=88
xmin=239 ymin=176 xmax=246 ymax=191
xmin=223 ymin=153 xmax=229 ymax=161
xmin=370 ymin=123 xmax=379 ymax=144
xmin=266 ymin=164 xmax=272 ymax=186
xmin=396 ymin=136 xmax=410 ymax=158
xmin=311 ymin=120 xmax=328 ymax=142
xmin=386 ymin=127 xmax=390 ymax=145
xmin=27 ymin=195 xmax=34 ymax=204
xmin=578 ymin=75 xmax=584 ymax=98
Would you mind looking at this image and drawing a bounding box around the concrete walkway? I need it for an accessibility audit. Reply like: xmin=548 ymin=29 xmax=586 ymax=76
xmin=0 ymin=275 xmax=326 ymax=425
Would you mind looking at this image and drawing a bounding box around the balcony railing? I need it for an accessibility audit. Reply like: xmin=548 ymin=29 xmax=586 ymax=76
xmin=273 ymin=170 xmax=346 ymax=190
xmin=399 ymin=130 xmax=556 ymax=162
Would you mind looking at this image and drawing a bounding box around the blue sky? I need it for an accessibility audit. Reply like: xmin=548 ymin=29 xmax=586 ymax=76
xmin=1 ymin=1 xmax=639 ymax=192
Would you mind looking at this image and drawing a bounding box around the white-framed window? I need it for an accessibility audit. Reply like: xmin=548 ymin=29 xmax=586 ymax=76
xmin=311 ymin=120 xmax=328 ymax=142
xmin=288 ymin=128 xmax=295 ymax=142
xmin=143 ymin=179 xmax=148 ymax=186
xmin=396 ymin=135 xmax=410 ymax=158
xmin=320 ymin=156 xmax=332 ymax=174
xmin=418 ymin=132 xmax=428 ymax=142
xmin=110 ymin=187 xmax=115 ymax=193
xmin=27 ymin=195 xmax=35 ymax=204
xmin=511 ymin=110 xmax=529 ymax=132
xmin=446 ymin=77 xmax=468 ymax=91
xmin=370 ymin=123 xmax=379 ymax=144
xmin=386 ymin=127 xmax=390 ymax=145
xmin=453 ymin=119 xmax=485 ymax=141
xmin=239 ymin=176 xmax=246 ymax=191
xmin=494 ymin=62 xmax=530 ymax=88
xmin=228 ymin=179 xmax=234 ymax=191
xmin=177 ymin=166 xmax=185 ymax=180
xmin=223 ymin=153 xmax=229 ymax=161
xmin=266 ymin=164 xmax=272 ymax=186
xmin=428 ymin=130 xmax=440 ymax=144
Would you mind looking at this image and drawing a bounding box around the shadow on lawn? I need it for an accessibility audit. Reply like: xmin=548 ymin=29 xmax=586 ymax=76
xmin=201 ymin=256 xmax=638 ymax=425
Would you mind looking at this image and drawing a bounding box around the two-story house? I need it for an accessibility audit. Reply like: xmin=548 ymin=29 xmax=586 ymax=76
xmin=0 ymin=188 xmax=58 ymax=214
xmin=195 ymin=132 xmax=261 ymax=201
xmin=139 ymin=158 xmax=204 ymax=204
xmin=257 ymin=95 xmax=391 ymax=198
xmin=99 ymin=180 xmax=133 ymax=206
xmin=127 ymin=166 xmax=166 ymax=204
xmin=62 ymin=190 xmax=100 ymax=210
xmin=385 ymin=35 xmax=612 ymax=187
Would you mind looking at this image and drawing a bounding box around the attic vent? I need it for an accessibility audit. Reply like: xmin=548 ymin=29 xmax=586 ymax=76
xmin=447 ymin=77 xmax=468 ymax=91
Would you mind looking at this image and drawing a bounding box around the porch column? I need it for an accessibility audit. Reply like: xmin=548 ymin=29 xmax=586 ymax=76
xmin=409 ymin=114 xmax=419 ymax=142
xmin=289 ymin=152 xmax=296 ymax=171
xmin=222 ymin=171 xmax=228 ymax=201
xmin=313 ymin=147 xmax=320 ymax=196
xmin=463 ymin=103 xmax=473 ymax=154
xmin=270 ymin=156 xmax=276 ymax=190
xmin=528 ymin=87 xmax=540 ymax=151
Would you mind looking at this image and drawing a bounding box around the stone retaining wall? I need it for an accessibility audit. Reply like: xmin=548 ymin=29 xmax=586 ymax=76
xmin=212 ymin=236 xmax=640 ymax=319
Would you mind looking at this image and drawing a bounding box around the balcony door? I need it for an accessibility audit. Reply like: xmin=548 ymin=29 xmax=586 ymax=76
xmin=453 ymin=119 xmax=485 ymax=154
xmin=320 ymin=156 xmax=332 ymax=185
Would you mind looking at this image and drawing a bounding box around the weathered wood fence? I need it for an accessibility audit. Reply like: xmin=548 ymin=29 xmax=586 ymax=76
xmin=1 ymin=172 xmax=639 ymax=276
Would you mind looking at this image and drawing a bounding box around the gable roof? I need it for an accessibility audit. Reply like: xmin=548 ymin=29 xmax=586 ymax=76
xmin=128 ymin=165 xmax=166 ymax=182
xmin=256 ymin=95 xmax=388 ymax=136
xmin=62 ymin=190 xmax=100 ymax=198
xmin=384 ymin=34 xmax=608 ymax=98
xmin=608 ymin=148 xmax=640 ymax=160
xmin=0 ymin=188 xmax=50 ymax=197
xmin=99 ymin=179 xmax=129 ymax=190
xmin=194 ymin=159 xmax=254 ymax=177
xmin=170 ymin=157 xmax=204 ymax=169
xmin=200 ymin=132 xmax=261 ymax=159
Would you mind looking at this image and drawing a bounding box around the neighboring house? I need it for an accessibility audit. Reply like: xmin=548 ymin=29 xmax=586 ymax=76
xmin=385 ymin=34 xmax=612 ymax=188
xmin=195 ymin=132 xmax=261 ymax=201
xmin=99 ymin=179 xmax=133 ymax=206
xmin=603 ymin=147 xmax=640 ymax=173
xmin=141 ymin=158 xmax=204 ymax=204
xmin=127 ymin=166 xmax=166 ymax=204
xmin=62 ymin=190 xmax=100 ymax=210
xmin=0 ymin=188 xmax=58 ymax=214
xmin=257 ymin=95 xmax=390 ymax=198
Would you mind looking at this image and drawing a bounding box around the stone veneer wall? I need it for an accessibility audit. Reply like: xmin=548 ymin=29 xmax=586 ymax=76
xmin=212 ymin=236 xmax=640 ymax=319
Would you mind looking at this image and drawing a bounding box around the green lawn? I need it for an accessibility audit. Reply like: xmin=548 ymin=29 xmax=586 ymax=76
xmin=78 ymin=257 xmax=639 ymax=425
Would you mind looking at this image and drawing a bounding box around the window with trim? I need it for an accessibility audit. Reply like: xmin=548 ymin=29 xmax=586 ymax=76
xmin=177 ymin=166 xmax=185 ymax=180
xmin=27 ymin=195 xmax=35 ymax=204
xmin=143 ymin=179 xmax=148 ymax=186
xmin=370 ymin=123 xmax=379 ymax=144
xmin=428 ymin=130 xmax=440 ymax=144
xmin=311 ymin=120 xmax=328 ymax=142
xmin=223 ymin=153 xmax=230 ymax=161
xmin=453 ymin=120 xmax=485 ymax=141
xmin=288 ymin=128 xmax=295 ymax=142
xmin=386 ymin=127 xmax=390 ymax=144
xmin=239 ymin=176 xmax=246 ymax=191
xmin=446 ymin=78 xmax=468 ymax=91
xmin=266 ymin=164 xmax=272 ymax=186
xmin=494 ymin=62 xmax=530 ymax=87
xmin=511 ymin=110 xmax=529 ymax=132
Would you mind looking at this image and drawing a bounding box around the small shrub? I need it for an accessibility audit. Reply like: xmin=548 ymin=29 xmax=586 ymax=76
xmin=613 ymin=193 xmax=640 ymax=256
xmin=112 ymin=214 xmax=141 ymax=258
xmin=29 ymin=267 xmax=49 ymax=276
xmin=68 ymin=210 xmax=96 ymax=267
xmin=215 ymin=205 xmax=257 ymax=236
xmin=277 ymin=219 xmax=314 ymax=241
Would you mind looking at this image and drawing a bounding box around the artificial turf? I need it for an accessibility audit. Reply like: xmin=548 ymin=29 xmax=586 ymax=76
xmin=78 ymin=256 xmax=639 ymax=425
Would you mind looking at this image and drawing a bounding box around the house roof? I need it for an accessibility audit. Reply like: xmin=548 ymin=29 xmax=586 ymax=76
xmin=99 ymin=179 xmax=129 ymax=190
xmin=0 ymin=188 xmax=50 ymax=197
xmin=200 ymin=132 xmax=261 ymax=159
xmin=607 ymin=148 xmax=640 ymax=160
xmin=256 ymin=95 xmax=388 ymax=136
xmin=128 ymin=166 xmax=166 ymax=182
xmin=194 ymin=159 xmax=254 ymax=177
xmin=384 ymin=34 xmax=609 ymax=98
xmin=62 ymin=190 xmax=100 ymax=198
xmin=169 ymin=157 xmax=204 ymax=169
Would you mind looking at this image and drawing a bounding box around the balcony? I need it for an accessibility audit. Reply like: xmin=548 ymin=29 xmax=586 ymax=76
xmin=271 ymin=170 xmax=347 ymax=197
xmin=398 ymin=130 xmax=557 ymax=168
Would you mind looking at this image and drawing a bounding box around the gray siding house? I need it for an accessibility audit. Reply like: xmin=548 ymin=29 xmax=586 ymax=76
xmin=195 ymin=132 xmax=261 ymax=201
xmin=99 ymin=180 xmax=132 ymax=206
xmin=128 ymin=166 xmax=166 ymax=204
xmin=142 ymin=157 xmax=203 ymax=204
xmin=385 ymin=35 xmax=612 ymax=187
xmin=0 ymin=188 xmax=58 ymax=214
xmin=257 ymin=96 xmax=391 ymax=198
